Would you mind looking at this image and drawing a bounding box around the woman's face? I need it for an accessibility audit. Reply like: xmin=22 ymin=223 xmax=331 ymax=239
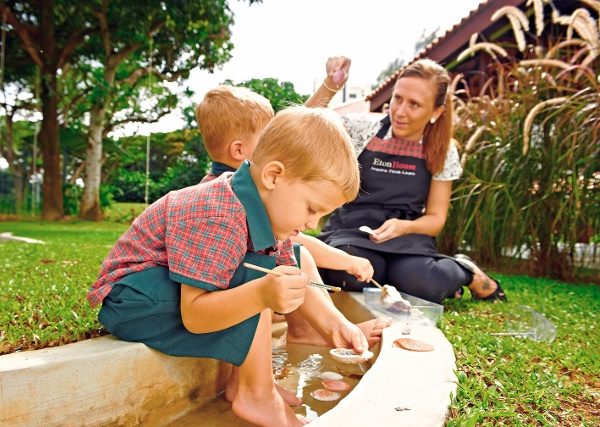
xmin=389 ymin=76 xmax=443 ymax=141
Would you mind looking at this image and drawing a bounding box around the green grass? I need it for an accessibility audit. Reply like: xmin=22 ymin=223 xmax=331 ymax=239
xmin=0 ymin=220 xmax=129 ymax=353
xmin=444 ymin=276 xmax=599 ymax=426
xmin=1 ymin=220 xmax=598 ymax=424
xmin=102 ymin=202 xmax=146 ymax=223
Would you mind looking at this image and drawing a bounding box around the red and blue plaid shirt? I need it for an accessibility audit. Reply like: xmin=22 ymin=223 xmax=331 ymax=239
xmin=87 ymin=162 xmax=296 ymax=307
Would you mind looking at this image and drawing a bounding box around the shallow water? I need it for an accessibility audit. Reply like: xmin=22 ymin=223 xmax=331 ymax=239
xmin=169 ymin=329 xmax=371 ymax=426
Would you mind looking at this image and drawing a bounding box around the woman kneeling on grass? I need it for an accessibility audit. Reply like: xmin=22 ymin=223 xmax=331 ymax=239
xmin=318 ymin=59 xmax=506 ymax=304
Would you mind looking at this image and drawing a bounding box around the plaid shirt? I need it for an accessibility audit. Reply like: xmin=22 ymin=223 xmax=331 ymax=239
xmin=87 ymin=162 xmax=296 ymax=307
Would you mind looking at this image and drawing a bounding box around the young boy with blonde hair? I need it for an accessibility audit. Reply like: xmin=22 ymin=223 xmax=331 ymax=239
xmin=195 ymin=58 xmax=391 ymax=348
xmin=88 ymin=106 xmax=367 ymax=426
xmin=197 ymin=85 xmax=274 ymax=183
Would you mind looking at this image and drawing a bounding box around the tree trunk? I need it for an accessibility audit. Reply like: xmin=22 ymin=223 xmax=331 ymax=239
xmin=79 ymin=105 xmax=104 ymax=221
xmin=14 ymin=169 xmax=24 ymax=213
xmin=39 ymin=1 xmax=63 ymax=220
xmin=39 ymin=72 xmax=63 ymax=220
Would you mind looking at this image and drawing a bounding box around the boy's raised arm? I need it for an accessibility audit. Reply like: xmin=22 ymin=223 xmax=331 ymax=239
xmin=292 ymin=232 xmax=374 ymax=282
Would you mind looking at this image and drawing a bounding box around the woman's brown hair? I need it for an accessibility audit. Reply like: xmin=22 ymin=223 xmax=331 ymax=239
xmin=396 ymin=58 xmax=453 ymax=174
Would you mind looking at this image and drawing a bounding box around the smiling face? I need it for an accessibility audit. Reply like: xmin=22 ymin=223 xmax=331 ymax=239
xmin=389 ymin=76 xmax=443 ymax=142
xmin=261 ymin=175 xmax=347 ymax=241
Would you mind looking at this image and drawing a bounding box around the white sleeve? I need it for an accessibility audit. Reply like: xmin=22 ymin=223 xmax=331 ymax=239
xmin=340 ymin=113 xmax=384 ymax=157
xmin=432 ymin=141 xmax=463 ymax=181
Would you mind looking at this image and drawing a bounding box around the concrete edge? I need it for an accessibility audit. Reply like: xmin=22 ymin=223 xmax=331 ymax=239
xmin=311 ymin=293 xmax=458 ymax=426
xmin=0 ymin=292 xmax=457 ymax=426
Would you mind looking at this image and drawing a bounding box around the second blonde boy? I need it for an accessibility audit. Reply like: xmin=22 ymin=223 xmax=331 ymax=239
xmin=197 ymin=85 xmax=274 ymax=183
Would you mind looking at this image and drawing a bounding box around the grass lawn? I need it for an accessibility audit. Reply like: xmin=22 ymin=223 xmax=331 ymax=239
xmin=1 ymin=220 xmax=598 ymax=425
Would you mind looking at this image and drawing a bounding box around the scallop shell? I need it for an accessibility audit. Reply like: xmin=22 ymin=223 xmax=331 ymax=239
xmin=393 ymin=337 xmax=434 ymax=352
xmin=319 ymin=371 xmax=343 ymax=381
xmin=329 ymin=348 xmax=373 ymax=364
xmin=322 ymin=379 xmax=350 ymax=392
xmin=310 ymin=388 xmax=341 ymax=401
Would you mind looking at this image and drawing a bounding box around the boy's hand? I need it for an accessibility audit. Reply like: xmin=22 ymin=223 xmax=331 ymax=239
xmin=330 ymin=320 xmax=368 ymax=355
xmin=261 ymin=265 xmax=308 ymax=314
xmin=345 ymin=255 xmax=374 ymax=282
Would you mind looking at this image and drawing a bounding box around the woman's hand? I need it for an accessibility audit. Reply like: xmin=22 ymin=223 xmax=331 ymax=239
xmin=345 ymin=255 xmax=374 ymax=282
xmin=371 ymin=218 xmax=414 ymax=243
xmin=325 ymin=56 xmax=351 ymax=88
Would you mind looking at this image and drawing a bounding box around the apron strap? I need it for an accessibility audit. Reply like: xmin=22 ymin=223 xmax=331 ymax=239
xmin=375 ymin=115 xmax=392 ymax=139
xmin=292 ymin=242 xmax=302 ymax=268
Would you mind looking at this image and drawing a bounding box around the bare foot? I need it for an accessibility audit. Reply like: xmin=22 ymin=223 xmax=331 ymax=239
xmin=226 ymin=374 xmax=301 ymax=406
xmin=357 ymin=317 xmax=392 ymax=348
xmin=232 ymin=387 xmax=307 ymax=427
xmin=286 ymin=317 xmax=392 ymax=349
xmin=468 ymin=267 xmax=498 ymax=298
xmin=285 ymin=325 xmax=329 ymax=347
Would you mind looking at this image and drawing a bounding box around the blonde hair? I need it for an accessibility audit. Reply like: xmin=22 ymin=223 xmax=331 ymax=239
xmin=195 ymin=85 xmax=274 ymax=160
xmin=251 ymin=106 xmax=360 ymax=201
xmin=396 ymin=58 xmax=453 ymax=174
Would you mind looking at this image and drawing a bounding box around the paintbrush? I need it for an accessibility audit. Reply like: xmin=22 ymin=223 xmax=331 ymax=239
xmin=243 ymin=262 xmax=342 ymax=292
xmin=370 ymin=278 xmax=384 ymax=290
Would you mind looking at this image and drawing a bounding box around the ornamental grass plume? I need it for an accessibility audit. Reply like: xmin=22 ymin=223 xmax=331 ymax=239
xmin=522 ymin=96 xmax=568 ymax=155
xmin=491 ymin=6 xmax=530 ymax=51
xmin=526 ymin=0 xmax=550 ymax=36
xmin=553 ymin=7 xmax=599 ymax=61
xmin=580 ymin=0 xmax=600 ymax=16
xmin=460 ymin=126 xmax=488 ymax=167
xmin=457 ymin=34 xmax=509 ymax=62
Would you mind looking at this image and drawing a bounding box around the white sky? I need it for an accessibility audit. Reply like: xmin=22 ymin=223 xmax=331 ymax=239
xmin=126 ymin=0 xmax=485 ymax=136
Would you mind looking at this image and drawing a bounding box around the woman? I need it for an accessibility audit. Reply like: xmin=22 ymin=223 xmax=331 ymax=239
xmin=318 ymin=58 xmax=506 ymax=304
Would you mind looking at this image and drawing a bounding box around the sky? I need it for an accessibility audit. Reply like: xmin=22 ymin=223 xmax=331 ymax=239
xmin=127 ymin=0 xmax=485 ymax=136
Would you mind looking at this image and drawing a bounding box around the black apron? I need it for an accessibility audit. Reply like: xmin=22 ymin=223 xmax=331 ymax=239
xmin=320 ymin=116 xmax=443 ymax=257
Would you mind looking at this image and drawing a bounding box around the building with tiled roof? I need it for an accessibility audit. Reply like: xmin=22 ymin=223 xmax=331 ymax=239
xmin=367 ymin=0 xmax=595 ymax=112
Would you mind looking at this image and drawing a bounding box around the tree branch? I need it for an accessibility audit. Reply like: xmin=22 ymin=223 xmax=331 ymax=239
xmin=0 ymin=5 xmax=43 ymax=67
xmin=56 ymin=26 xmax=97 ymax=70
xmin=106 ymin=109 xmax=171 ymax=134
xmin=119 ymin=66 xmax=184 ymax=87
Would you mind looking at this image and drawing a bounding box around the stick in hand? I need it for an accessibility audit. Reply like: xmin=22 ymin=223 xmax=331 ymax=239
xmin=243 ymin=262 xmax=342 ymax=292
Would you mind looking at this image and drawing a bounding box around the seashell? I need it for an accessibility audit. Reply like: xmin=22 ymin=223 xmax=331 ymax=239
xmin=330 ymin=348 xmax=373 ymax=364
xmin=380 ymin=285 xmax=411 ymax=312
xmin=393 ymin=337 xmax=434 ymax=352
xmin=311 ymin=388 xmax=341 ymax=401
xmin=319 ymin=371 xmax=343 ymax=381
xmin=359 ymin=225 xmax=376 ymax=235
xmin=332 ymin=69 xmax=346 ymax=85
xmin=322 ymin=379 xmax=350 ymax=392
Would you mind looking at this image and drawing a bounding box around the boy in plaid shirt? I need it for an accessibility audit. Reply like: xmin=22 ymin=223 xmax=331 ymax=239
xmin=88 ymin=106 xmax=367 ymax=426
xmin=197 ymin=58 xmax=391 ymax=350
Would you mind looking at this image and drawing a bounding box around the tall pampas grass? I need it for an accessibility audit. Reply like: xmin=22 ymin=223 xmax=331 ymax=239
xmin=491 ymin=6 xmax=530 ymax=51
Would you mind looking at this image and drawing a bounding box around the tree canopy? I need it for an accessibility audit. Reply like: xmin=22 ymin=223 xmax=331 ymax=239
xmin=1 ymin=0 xmax=260 ymax=219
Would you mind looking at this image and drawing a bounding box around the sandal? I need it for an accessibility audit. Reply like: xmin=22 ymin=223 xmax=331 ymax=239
xmin=454 ymin=254 xmax=507 ymax=302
